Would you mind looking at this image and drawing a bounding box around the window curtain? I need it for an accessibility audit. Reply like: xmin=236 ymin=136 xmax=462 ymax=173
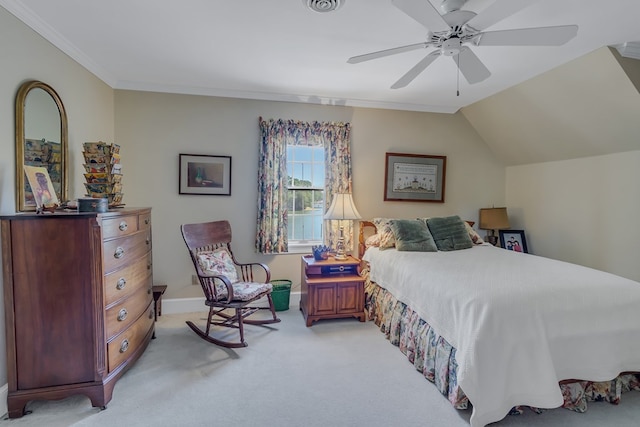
xmin=256 ymin=117 xmax=353 ymax=254
xmin=322 ymin=122 xmax=354 ymax=252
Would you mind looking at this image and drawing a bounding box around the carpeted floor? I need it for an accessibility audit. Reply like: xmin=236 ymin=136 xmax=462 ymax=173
xmin=2 ymin=308 xmax=639 ymax=427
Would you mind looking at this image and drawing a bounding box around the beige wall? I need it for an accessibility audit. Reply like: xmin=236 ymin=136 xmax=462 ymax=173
xmin=0 ymin=8 xmax=114 ymax=386
xmin=505 ymin=151 xmax=640 ymax=282
xmin=114 ymin=91 xmax=504 ymax=299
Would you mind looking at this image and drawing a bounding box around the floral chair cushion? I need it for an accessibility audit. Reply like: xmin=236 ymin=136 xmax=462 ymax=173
xmin=224 ymin=282 xmax=273 ymax=302
xmin=196 ymin=248 xmax=272 ymax=301
xmin=196 ymin=248 xmax=239 ymax=283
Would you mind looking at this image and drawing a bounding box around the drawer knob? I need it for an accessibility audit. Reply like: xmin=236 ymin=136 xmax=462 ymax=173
xmin=119 ymin=339 xmax=129 ymax=353
xmin=119 ymin=221 xmax=128 ymax=231
xmin=144 ymin=218 xmax=149 ymax=225
xmin=117 ymin=308 xmax=128 ymax=322
xmin=147 ymin=263 xmax=151 ymax=270
xmin=116 ymin=278 xmax=126 ymax=290
xmin=114 ymin=246 xmax=125 ymax=259
xmin=146 ymin=237 xmax=150 ymax=245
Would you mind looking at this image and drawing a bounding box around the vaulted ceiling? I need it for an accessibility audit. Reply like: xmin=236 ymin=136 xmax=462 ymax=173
xmin=462 ymin=46 xmax=640 ymax=165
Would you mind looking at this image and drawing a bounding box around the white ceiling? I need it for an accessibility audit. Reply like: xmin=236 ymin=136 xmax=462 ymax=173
xmin=3 ymin=0 xmax=640 ymax=113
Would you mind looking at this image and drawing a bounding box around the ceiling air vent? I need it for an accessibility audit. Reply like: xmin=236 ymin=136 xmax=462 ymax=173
xmin=305 ymin=0 xmax=344 ymax=13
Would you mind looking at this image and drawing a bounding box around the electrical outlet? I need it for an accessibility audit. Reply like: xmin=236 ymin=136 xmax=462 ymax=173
xmin=192 ymin=275 xmax=199 ymax=285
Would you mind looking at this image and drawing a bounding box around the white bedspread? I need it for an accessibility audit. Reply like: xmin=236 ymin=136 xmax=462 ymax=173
xmin=363 ymin=245 xmax=640 ymax=427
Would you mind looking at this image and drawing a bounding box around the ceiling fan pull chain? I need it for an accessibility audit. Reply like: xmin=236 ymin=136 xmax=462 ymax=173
xmin=456 ymin=54 xmax=460 ymax=96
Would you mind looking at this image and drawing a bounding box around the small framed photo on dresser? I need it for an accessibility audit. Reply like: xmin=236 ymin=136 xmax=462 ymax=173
xmin=499 ymin=230 xmax=528 ymax=253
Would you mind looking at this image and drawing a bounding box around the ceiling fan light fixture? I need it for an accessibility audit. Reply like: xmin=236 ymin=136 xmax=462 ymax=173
xmin=440 ymin=0 xmax=467 ymax=14
xmin=442 ymin=38 xmax=461 ymax=56
xmin=305 ymin=0 xmax=344 ymax=13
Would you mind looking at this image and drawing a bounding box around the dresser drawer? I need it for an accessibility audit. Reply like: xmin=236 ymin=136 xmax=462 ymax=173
xmin=103 ymin=230 xmax=152 ymax=273
xmin=139 ymin=212 xmax=151 ymax=232
xmin=102 ymin=215 xmax=140 ymax=239
xmin=105 ymin=286 xmax=153 ymax=340
xmin=107 ymin=302 xmax=154 ymax=373
xmin=104 ymin=252 xmax=153 ymax=306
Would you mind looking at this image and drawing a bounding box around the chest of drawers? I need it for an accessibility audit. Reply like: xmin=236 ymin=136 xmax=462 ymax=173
xmin=0 ymin=208 xmax=154 ymax=418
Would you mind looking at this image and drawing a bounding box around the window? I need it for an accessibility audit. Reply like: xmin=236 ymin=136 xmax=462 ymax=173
xmin=287 ymin=144 xmax=325 ymax=245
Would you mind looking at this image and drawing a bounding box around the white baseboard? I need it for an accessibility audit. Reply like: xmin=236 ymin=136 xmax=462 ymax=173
xmin=0 ymin=383 xmax=7 ymax=418
xmin=162 ymin=297 xmax=205 ymax=314
xmin=163 ymin=292 xmax=301 ymax=315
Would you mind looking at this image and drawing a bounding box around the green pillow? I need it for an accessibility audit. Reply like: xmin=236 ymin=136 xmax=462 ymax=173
xmin=425 ymin=215 xmax=473 ymax=251
xmin=389 ymin=219 xmax=438 ymax=252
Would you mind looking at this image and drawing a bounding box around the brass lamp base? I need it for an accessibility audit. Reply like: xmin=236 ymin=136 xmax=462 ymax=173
xmin=333 ymin=251 xmax=348 ymax=260
xmin=333 ymin=225 xmax=348 ymax=260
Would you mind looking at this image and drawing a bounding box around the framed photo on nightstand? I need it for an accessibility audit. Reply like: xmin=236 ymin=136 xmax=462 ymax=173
xmin=499 ymin=230 xmax=528 ymax=253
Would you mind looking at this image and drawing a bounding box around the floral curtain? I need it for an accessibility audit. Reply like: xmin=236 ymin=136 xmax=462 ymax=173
xmin=322 ymin=122 xmax=354 ymax=251
xmin=255 ymin=117 xmax=353 ymax=254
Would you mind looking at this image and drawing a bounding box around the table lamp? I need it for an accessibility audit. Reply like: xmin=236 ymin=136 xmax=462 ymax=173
xmin=479 ymin=207 xmax=510 ymax=246
xmin=324 ymin=192 xmax=361 ymax=260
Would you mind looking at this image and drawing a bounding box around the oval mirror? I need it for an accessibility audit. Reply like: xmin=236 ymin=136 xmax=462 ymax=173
xmin=15 ymin=80 xmax=68 ymax=212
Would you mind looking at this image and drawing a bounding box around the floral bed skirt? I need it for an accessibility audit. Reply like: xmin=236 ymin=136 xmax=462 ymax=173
xmin=362 ymin=268 xmax=640 ymax=417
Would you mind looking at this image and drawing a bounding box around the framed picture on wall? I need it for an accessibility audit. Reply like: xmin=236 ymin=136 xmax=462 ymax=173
xmin=179 ymin=154 xmax=231 ymax=196
xmin=499 ymin=230 xmax=528 ymax=253
xmin=384 ymin=152 xmax=446 ymax=202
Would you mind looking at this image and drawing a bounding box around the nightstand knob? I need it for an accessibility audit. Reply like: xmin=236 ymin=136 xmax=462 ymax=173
xmin=338 ymin=265 xmax=345 ymax=272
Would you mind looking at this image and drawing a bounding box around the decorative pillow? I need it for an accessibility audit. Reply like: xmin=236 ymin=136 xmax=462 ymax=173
xmin=389 ymin=219 xmax=438 ymax=252
xmin=425 ymin=215 xmax=473 ymax=251
xmin=224 ymin=282 xmax=272 ymax=302
xmin=196 ymin=248 xmax=239 ymax=283
xmin=365 ymin=233 xmax=380 ymax=248
xmin=464 ymin=221 xmax=485 ymax=245
xmin=373 ymin=218 xmax=396 ymax=249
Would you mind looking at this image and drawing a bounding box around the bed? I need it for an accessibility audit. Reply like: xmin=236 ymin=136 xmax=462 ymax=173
xmin=358 ymin=216 xmax=640 ymax=427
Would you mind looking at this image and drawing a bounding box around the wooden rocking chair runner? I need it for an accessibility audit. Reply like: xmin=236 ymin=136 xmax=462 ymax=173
xmin=181 ymin=220 xmax=280 ymax=348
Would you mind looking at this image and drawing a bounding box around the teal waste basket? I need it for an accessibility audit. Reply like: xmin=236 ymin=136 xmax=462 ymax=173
xmin=270 ymin=279 xmax=292 ymax=311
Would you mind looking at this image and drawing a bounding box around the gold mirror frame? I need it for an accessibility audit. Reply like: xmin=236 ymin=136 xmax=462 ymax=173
xmin=15 ymin=80 xmax=68 ymax=212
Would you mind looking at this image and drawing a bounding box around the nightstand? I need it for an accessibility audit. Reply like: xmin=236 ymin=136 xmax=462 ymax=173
xmin=300 ymin=255 xmax=365 ymax=327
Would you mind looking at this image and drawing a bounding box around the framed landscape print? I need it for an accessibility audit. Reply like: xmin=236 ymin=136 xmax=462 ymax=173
xmin=384 ymin=152 xmax=446 ymax=202
xmin=179 ymin=154 xmax=231 ymax=196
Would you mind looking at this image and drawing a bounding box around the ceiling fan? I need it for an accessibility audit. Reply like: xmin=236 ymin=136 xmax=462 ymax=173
xmin=347 ymin=0 xmax=578 ymax=89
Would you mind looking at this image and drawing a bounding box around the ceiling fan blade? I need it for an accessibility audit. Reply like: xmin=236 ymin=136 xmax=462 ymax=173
xmin=466 ymin=0 xmax=530 ymax=31
xmin=453 ymin=47 xmax=490 ymax=84
xmin=391 ymin=50 xmax=441 ymax=89
xmin=347 ymin=42 xmax=427 ymax=64
xmin=392 ymin=0 xmax=450 ymax=33
xmin=477 ymin=25 xmax=579 ymax=46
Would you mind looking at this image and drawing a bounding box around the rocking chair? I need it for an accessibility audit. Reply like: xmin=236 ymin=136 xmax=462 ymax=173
xmin=181 ymin=220 xmax=280 ymax=348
